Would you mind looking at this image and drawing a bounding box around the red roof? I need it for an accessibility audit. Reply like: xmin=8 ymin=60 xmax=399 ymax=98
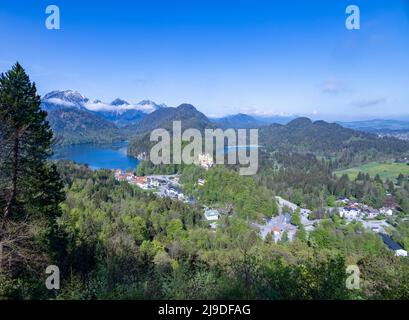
xmin=134 ymin=176 xmax=147 ymax=184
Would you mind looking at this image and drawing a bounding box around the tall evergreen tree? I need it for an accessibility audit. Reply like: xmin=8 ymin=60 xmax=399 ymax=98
xmin=0 ymin=63 xmax=64 ymax=277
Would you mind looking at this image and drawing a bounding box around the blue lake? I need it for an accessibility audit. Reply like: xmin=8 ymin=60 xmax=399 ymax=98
xmin=52 ymin=141 xmax=139 ymax=171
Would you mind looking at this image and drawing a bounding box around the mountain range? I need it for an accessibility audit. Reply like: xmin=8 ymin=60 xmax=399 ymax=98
xmin=41 ymin=90 xmax=409 ymax=148
xmin=40 ymin=90 xmax=293 ymax=145
xmin=42 ymin=90 xmax=165 ymax=127
xmin=123 ymin=103 xmax=214 ymax=135
xmin=41 ymin=90 xmax=168 ymax=144
xmin=126 ymin=113 xmax=409 ymax=166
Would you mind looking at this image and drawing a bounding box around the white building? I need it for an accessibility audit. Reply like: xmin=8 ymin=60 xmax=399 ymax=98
xmin=396 ymin=249 xmax=408 ymax=257
xmin=380 ymin=207 xmax=393 ymax=216
xmin=380 ymin=233 xmax=408 ymax=257
xmin=366 ymin=209 xmax=379 ymax=219
xmin=197 ymin=153 xmax=214 ymax=170
xmin=204 ymin=208 xmax=220 ymax=221
xmin=166 ymin=188 xmax=183 ymax=199
xmin=271 ymin=227 xmax=281 ymax=243
xmin=148 ymin=178 xmax=160 ymax=188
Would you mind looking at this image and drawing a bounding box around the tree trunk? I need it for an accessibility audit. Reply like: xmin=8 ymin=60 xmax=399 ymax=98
xmin=0 ymin=242 xmax=3 ymax=273
xmin=3 ymin=136 xmax=19 ymax=219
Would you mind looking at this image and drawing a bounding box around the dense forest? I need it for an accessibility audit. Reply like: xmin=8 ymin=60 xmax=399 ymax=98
xmin=47 ymin=107 xmax=123 ymax=145
xmin=259 ymin=118 xmax=409 ymax=167
xmin=256 ymin=151 xmax=390 ymax=211
xmin=2 ymin=160 xmax=409 ymax=299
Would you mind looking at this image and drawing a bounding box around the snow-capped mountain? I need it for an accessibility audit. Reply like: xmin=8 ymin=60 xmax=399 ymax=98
xmin=134 ymin=100 xmax=168 ymax=113
xmin=42 ymin=90 xmax=89 ymax=111
xmin=85 ymin=98 xmax=166 ymax=127
xmin=111 ymin=98 xmax=129 ymax=106
xmin=41 ymin=90 xmax=166 ymax=128
xmin=41 ymin=90 xmax=165 ymax=113
xmin=85 ymin=98 xmax=165 ymax=114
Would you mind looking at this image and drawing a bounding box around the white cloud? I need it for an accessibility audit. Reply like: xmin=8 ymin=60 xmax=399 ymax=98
xmin=84 ymin=101 xmax=112 ymax=111
xmin=84 ymin=101 xmax=158 ymax=113
xmin=43 ymin=98 xmax=75 ymax=107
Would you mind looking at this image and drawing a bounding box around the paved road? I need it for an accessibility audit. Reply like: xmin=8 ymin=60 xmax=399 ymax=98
xmin=258 ymin=213 xmax=298 ymax=241
xmin=276 ymin=196 xmax=298 ymax=211
xmin=361 ymin=219 xmax=390 ymax=233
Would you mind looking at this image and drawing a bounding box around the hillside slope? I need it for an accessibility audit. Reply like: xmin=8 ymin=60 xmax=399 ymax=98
xmin=258 ymin=118 xmax=409 ymax=168
xmin=47 ymin=107 xmax=122 ymax=145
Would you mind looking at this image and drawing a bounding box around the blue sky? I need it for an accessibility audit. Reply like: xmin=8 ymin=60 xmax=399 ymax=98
xmin=0 ymin=0 xmax=408 ymax=120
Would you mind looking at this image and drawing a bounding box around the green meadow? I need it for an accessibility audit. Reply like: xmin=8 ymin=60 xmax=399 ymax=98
xmin=334 ymin=162 xmax=409 ymax=181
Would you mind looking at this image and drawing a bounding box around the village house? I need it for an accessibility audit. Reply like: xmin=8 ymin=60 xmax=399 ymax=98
xmin=204 ymin=208 xmax=220 ymax=221
xmin=165 ymin=187 xmax=185 ymax=200
xmin=125 ymin=172 xmax=134 ymax=182
xmin=114 ymin=169 xmax=127 ymax=182
xmin=365 ymin=209 xmax=379 ymax=219
xmin=380 ymin=207 xmax=393 ymax=216
xmin=336 ymin=197 xmax=350 ymax=205
xmin=271 ymin=227 xmax=281 ymax=243
xmin=147 ymin=177 xmax=161 ymax=188
xmin=129 ymin=176 xmax=149 ymax=189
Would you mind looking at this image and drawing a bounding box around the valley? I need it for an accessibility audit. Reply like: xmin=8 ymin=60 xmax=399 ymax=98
xmin=3 ymin=68 xmax=409 ymax=300
xmin=2 ymin=0 xmax=409 ymax=304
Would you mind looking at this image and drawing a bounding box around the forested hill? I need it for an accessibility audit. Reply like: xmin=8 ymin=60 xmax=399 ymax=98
xmin=41 ymin=90 xmax=167 ymax=145
xmin=47 ymin=107 xmax=122 ymax=145
xmin=259 ymin=117 xmax=409 ymax=156
xmin=123 ymin=103 xmax=215 ymax=137
xmin=211 ymin=113 xmax=264 ymax=129
xmin=126 ymin=104 xmax=216 ymax=158
xmin=129 ymin=115 xmax=409 ymax=164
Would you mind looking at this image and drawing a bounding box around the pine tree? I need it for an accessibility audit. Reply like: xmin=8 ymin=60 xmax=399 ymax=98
xmin=374 ymin=174 xmax=382 ymax=184
xmin=0 ymin=63 xmax=64 ymax=276
xmin=397 ymin=173 xmax=405 ymax=186
xmin=295 ymin=225 xmax=307 ymax=242
xmin=387 ymin=179 xmax=395 ymax=193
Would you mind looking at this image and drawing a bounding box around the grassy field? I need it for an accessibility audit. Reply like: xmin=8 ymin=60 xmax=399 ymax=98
xmin=334 ymin=162 xmax=409 ymax=181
